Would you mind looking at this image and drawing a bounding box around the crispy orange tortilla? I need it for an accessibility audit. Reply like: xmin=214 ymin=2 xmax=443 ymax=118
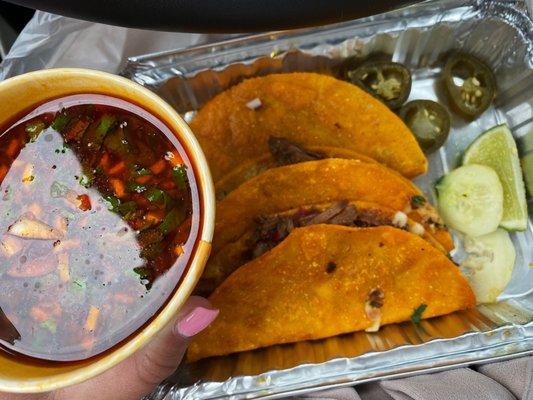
xmin=188 ymin=225 xmax=475 ymax=362
xmin=198 ymin=200 xmax=447 ymax=296
xmin=190 ymin=72 xmax=427 ymax=180
xmin=215 ymin=146 xmax=377 ymax=201
xmin=213 ymin=159 xmax=453 ymax=255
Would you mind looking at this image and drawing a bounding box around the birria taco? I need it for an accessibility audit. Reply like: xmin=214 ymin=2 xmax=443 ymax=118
xmin=190 ymin=72 xmax=427 ymax=182
xmin=215 ymin=137 xmax=378 ymax=201
xmin=212 ymin=159 xmax=452 ymax=257
xmin=188 ymin=225 xmax=475 ymax=362
xmin=197 ymin=200 xmax=447 ymax=295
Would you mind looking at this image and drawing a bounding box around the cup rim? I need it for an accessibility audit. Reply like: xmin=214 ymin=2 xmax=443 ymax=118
xmin=0 ymin=68 xmax=215 ymax=392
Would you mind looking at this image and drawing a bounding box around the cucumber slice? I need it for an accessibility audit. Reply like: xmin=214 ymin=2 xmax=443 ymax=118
xmin=522 ymin=130 xmax=533 ymax=154
xmin=436 ymin=164 xmax=503 ymax=236
xmin=463 ymin=124 xmax=528 ymax=231
xmin=522 ymin=152 xmax=533 ymax=197
xmin=460 ymin=229 xmax=516 ymax=304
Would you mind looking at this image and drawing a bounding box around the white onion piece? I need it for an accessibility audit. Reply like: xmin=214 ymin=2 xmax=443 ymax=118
xmin=8 ymin=213 xmax=64 ymax=240
xmin=58 ymin=253 xmax=70 ymax=282
xmin=52 ymin=239 xmax=80 ymax=252
xmin=0 ymin=235 xmax=22 ymax=257
xmin=246 ymin=98 xmax=262 ymax=110
xmin=392 ymin=211 xmax=408 ymax=228
xmin=409 ymin=222 xmax=425 ymax=236
xmin=364 ymin=302 xmax=382 ymax=332
xmin=65 ymin=189 xmax=81 ymax=208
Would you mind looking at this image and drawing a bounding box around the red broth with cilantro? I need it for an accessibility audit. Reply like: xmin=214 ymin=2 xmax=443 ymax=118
xmin=0 ymin=94 xmax=200 ymax=361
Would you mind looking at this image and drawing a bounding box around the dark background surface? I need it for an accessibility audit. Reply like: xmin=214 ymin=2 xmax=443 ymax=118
xmin=0 ymin=0 xmax=419 ymax=60
xmin=2 ymin=0 xmax=416 ymax=32
xmin=0 ymin=1 xmax=34 ymax=60
xmin=0 ymin=1 xmax=33 ymax=32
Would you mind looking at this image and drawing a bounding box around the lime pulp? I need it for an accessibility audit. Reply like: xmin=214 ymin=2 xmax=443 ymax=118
xmin=463 ymin=124 xmax=528 ymax=231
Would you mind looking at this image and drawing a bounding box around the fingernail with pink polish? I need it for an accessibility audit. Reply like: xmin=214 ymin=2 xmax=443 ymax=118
xmin=175 ymin=306 xmax=219 ymax=338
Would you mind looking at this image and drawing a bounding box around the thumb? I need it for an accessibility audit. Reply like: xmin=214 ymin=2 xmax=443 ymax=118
xmin=57 ymin=296 xmax=218 ymax=400
xmin=132 ymin=296 xmax=218 ymax=387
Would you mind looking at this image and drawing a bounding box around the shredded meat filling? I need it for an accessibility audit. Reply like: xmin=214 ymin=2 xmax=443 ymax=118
xmin=298 ymin=200 xmax=350 ymax=225
xmin=246 ymin=213 xmax=297 ymax=260
xmin=246 ymin=201 xmax=399 ymax=261
xmin=268 ymin=136 xmax=325 ymax=166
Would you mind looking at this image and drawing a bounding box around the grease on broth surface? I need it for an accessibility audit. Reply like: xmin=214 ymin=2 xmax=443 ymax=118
xmin=0 ymin=94 xmax=199 ymax=361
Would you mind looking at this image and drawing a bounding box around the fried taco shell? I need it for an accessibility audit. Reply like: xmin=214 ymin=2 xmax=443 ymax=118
xmin=188 ymin=225 xmax=475 ymax=362
xmin=213 ymin=159 xmax=453 ymax=256
xmin=215 ymin=139 xmax=378 ymax=201
xmin=190 ymin=73 xmax=427 ymax=180
xmin=198 ymin=200 xmax=446 ymax=296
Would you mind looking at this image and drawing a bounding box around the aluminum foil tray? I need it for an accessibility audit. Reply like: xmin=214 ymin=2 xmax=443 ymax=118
xmin=123 ymin=0 xmax=533 ymax=398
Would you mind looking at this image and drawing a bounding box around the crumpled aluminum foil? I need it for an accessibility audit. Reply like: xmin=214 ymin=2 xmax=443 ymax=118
xmin=0 ymin=11 xmax=236 ymax=79
xmin=1 ymin=2 xmax=530 ymax=399
xmin=123 ymin=1 xmax=533 ymax=399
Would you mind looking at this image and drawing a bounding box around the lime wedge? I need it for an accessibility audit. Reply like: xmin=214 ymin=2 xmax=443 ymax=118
xmin=463 ymin=124 xmax=528 ymax=231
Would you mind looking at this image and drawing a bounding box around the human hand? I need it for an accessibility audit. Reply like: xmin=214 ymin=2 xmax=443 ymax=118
xmin=1 ymin=296 xmax=218 ymax=400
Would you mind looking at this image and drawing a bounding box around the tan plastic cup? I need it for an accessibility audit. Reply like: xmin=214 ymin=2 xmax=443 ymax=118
xmin=0 ymin=68 xmax=215 ymax=393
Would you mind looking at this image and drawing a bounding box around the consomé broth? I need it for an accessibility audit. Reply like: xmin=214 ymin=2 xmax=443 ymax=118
xmin=0 ymin=94 xmax=200 ymax=361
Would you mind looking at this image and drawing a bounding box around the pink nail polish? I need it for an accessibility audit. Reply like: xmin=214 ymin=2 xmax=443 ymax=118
xmin=175 ymin=306 xmax=219 ymax=338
